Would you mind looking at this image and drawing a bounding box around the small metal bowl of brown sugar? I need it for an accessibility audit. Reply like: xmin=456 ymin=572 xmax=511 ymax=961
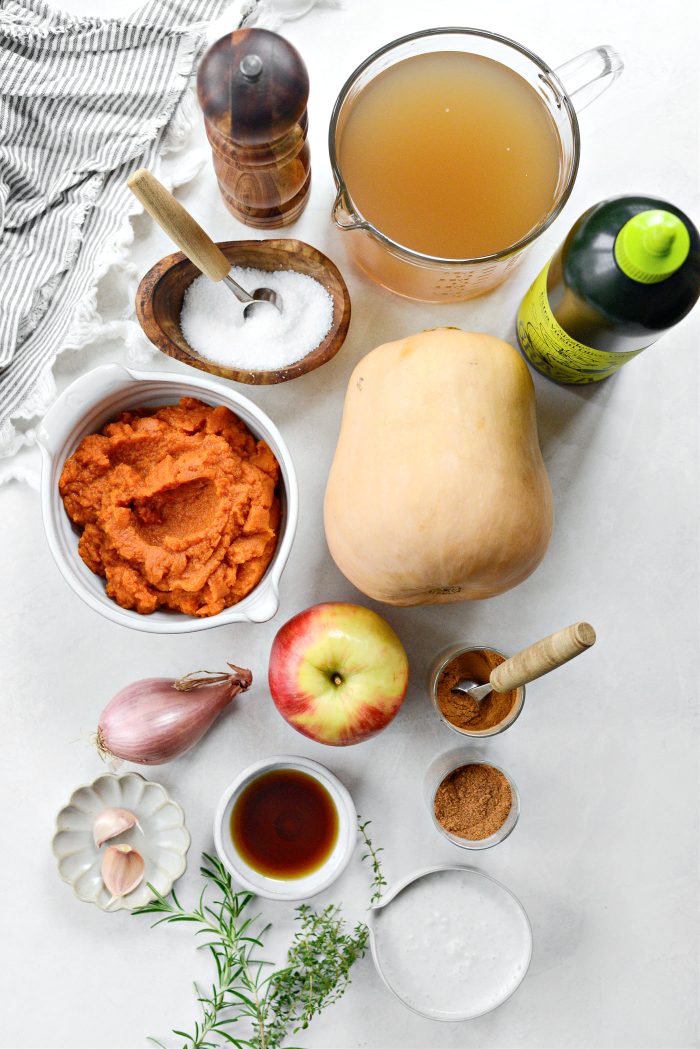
xmin=425 ymin=750 xmax=520 ymax=850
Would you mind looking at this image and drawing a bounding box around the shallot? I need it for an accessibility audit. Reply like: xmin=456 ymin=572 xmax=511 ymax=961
xmin=97 ymin=664 xmax=252 ymax=765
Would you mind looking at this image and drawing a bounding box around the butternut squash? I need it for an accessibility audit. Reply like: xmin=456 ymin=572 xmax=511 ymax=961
xmin=323 ymin=328 xmax=553 ymax=605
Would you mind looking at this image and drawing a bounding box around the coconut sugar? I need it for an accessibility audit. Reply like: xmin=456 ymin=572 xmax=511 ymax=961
xmin=180 ymin=267 xmax=334 ymax=371
xmin=434 ymin=763 xmax=512 ymax=840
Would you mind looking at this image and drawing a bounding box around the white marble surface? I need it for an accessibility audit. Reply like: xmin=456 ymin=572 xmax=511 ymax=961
xmin=1 ymin=0 xmax=698 ymax=1046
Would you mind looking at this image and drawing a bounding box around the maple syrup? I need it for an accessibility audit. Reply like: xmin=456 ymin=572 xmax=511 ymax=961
xmin=230 ymin=768 xmax=338 ymax=878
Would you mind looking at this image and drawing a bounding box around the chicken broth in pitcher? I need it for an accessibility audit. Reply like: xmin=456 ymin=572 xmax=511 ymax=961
xmin=337 ymin=51 xmax=562 ymax=259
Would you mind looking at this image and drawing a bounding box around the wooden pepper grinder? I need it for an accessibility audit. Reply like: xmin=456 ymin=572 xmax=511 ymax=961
xmin=197 ymin=28 xmax=311 ymax=229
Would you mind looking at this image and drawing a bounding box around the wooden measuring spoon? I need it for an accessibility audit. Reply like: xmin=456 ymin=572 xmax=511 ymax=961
xmin=452 ymin=622 xmax=596 ymax=702
xmin=127 ymin=169 xmax=282 ymax=319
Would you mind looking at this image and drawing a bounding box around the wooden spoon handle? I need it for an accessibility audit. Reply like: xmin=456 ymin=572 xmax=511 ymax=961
xmin=127 ymin=168 xmax=230 ymax=282
xmin=490 ymin=622 xmax=596 ymax=692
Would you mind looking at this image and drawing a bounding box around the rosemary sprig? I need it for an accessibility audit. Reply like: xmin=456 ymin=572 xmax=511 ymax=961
xmin=134 ymin=853 xmax=270 ymax=1049
xmin=134 ymin=817 xmax=385 ymax=1049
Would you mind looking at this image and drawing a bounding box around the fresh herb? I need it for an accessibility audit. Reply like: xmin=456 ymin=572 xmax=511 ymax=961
xmin=358 ymin=819 xmax=386 ymax=904
xmin=134 ymin=817 xmax=384 ymax=1049
xmin=254 ymin=904 xmax=369 ymax=1049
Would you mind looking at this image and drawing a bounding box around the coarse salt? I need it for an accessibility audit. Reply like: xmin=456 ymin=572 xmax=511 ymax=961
xmin=180 ymin=266 xmax=334 ymax=372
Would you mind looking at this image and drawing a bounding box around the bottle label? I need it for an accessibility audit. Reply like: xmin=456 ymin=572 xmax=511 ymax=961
xmin=517 ymin=262 xmax=644 ymax=383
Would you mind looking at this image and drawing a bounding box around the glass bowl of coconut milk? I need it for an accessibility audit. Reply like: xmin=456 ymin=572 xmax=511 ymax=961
xmin=369 ymin=865 xmax=532 ymax=1020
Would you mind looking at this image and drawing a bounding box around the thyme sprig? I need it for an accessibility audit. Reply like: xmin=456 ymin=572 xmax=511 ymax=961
xmin=358 ymin=819 xmax=386 ymax=904
xmin=134 ymin=817 xmax=385 ymax=1049
xmin=253 ymin=905 xmax=369 ymax=1049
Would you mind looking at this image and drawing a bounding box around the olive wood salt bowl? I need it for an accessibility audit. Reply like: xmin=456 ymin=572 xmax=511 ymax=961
xmin=135 ymin=239 xmax=351 ymax=385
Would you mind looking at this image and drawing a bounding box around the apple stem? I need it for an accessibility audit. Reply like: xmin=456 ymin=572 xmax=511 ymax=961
xmin=332 ymin=674 xmax=343 ymax=686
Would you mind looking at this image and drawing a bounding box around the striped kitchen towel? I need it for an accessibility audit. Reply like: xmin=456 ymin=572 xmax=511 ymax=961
xmin=0 ymin=0 xmax=246 ymax=460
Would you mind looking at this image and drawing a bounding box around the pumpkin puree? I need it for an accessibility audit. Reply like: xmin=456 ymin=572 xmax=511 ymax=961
xmin=59 ymin=398 xmax=280 ymax=617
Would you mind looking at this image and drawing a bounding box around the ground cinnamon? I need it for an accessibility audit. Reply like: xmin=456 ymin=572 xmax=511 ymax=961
xmin=436 ymin=648 xmax=520 ymax=732
xmin=433 ymin=763 xmax=512 ymax=840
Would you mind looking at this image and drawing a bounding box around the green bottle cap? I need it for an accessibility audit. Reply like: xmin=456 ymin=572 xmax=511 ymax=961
xmin=614 ymin=209 xmax=691 ymax=283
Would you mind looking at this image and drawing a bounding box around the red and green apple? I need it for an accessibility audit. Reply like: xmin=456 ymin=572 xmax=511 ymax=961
xmin=268 ymin=602 xmax=409 ymax=746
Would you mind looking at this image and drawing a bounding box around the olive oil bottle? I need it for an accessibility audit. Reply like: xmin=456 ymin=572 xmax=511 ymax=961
xmin=517 ymin=195 xmax=700 ymax=384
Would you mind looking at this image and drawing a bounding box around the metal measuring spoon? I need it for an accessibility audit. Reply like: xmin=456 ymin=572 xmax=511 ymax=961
xmin=127 ymin=169 xmax=282 ymax=320
xmin=221 ymin=271 xmax=282 ymax=320
xmin=452 ymin=622 xmax=596 ymax=704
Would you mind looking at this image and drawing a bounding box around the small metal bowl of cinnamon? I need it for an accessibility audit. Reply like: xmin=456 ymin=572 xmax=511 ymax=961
xmin=428 ymin=644 xmax=526 ymax=737
xmin=425 ymin=749 xmax=520 ymax=850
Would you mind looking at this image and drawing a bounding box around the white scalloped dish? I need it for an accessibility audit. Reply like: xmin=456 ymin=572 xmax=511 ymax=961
xmin=52 ymin=772 xmax=190 ymax=911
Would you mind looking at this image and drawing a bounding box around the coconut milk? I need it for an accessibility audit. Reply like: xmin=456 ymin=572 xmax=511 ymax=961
xmin=372 ymin=868 xmax=531 ymax=1019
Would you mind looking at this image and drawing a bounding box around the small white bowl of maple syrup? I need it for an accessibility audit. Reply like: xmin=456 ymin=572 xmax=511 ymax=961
xmin=213 ymin=755 xmax=357 ymax=901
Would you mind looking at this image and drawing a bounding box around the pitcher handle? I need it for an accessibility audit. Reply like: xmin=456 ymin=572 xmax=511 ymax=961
xmin=554 ymin=45 xmax=623 ymax=112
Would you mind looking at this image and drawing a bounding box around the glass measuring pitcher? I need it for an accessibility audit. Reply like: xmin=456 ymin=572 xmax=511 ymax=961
xmin=329 ymin=29 xmax=623 ymax=302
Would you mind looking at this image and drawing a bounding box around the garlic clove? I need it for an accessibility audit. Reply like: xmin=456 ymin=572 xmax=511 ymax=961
xmin=101 ymin=843 xmax=145 ymax=905
xmin=93 ymin=807 xmax=142 ymax=847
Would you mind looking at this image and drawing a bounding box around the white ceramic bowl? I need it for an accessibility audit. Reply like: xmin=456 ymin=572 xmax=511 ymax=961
xmin=52 ymin=772 xmax=190 ymax=911
xmin=213 ymin=755 xmax=357 ymax=901
xmin=369 ymin=865 xmax=532 ymax=1021
xmin=37 ymin=363 xmax=298 ymax=633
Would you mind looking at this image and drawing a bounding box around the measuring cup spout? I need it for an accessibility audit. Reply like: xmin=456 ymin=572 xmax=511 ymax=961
xmin=332 ymin=187 xmax=369 ymax=232
xmin=554 ymin=45 xmax=624 ymax=112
